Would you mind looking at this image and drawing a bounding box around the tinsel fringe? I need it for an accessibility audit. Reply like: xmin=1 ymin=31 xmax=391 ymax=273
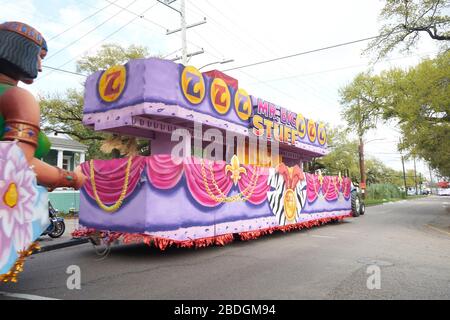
xmin=72 ymin=213 xmax=352 ymax=251
xmin=0 ymin=242 xmax=41 ymax=283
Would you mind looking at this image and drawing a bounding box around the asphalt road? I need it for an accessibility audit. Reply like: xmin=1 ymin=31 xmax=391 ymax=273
xmin=1 ymin=196 xmax=449 ymax=300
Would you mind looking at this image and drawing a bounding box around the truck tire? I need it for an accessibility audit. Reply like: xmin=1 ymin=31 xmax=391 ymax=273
xmin=351 ymin=191 xmax=361 ymax=217
xmin=359 ymin=202 xmax=365 ymax=215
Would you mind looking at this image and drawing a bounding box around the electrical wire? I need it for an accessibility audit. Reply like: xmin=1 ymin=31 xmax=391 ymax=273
xmin=45 ymin=0 xmax=139 ymax=61
xmin=188 ymin=1 xmax=338 ymax=106
xmin=103 ymin=0 xmax=167 ymax=31
xmin=42 ymin=65 xmax=87 ymax=77
xmin=38 ymin=2 xmax=158 ymax=81
xmin=48 ymin=0 xmax=121 ymax=41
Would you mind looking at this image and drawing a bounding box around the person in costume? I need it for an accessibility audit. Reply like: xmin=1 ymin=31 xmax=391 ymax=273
xmin=0 ymin=21 xmax=85 ymax=282
xmin=0 ymin=21 xmax=85 ymax=189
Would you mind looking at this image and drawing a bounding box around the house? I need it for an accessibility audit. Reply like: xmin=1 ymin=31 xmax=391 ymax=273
xmin=42 ymin=133 xmax=88 ymax=214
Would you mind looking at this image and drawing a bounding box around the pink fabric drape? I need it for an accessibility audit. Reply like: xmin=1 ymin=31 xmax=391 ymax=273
xmin=144 ymin=156 xmax=270 ymax=206
xmin=306 ymin=173 xmax=319 ymax=203
xmin=183 ymin=157 xmax=233 ymax=207
xmin=237 ymin=165 xmax=270 ymax=205
xmin=85 ymin=155 xmax=352 ymax=208
xmin=81 ymin=157 xmax=145 ymax=205
xmin=342 ymin=177 xmax=351 ymax=199
xmin=145 ymin=155 xmax=184 ymax=189
xmin=306 ymin=173 xmax=352 ymax=203
xmin=322 ymin=176 xmax=339 ymax=201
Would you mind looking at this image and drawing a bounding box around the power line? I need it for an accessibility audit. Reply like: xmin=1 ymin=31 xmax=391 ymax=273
xmin=45 ymin=0 xmax=139 ymax=61
xmin=48 ymin=0 xmax=121 ymax=41
xmin=90 ymin=1 xmax=206 ymax=53
xmin=188 ymin=1 xmax=338 ymax=106
xmin=42 ymin=65 xmax=87 ymax=77
xmin=38 ymin=3 xmax=158 ymax=81
xmin=247 ymin=50 xmax=438 ymax=85
xmin=103 ymin=0 xmax=167 ymax=31
xmin=222 ymin=35 xmax=390 ymax=73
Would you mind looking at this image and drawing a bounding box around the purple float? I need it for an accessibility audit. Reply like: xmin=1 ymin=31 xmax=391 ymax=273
xmin=74 ymin=58 xmax=360 ymax=250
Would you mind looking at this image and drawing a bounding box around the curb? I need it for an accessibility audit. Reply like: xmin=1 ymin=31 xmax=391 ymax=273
xmin=35 ymin=238 xmax=89 ymax=254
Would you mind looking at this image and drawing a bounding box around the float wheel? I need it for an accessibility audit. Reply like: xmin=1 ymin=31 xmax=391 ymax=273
xmin=351 ymin=191 xmax=361 ymax=217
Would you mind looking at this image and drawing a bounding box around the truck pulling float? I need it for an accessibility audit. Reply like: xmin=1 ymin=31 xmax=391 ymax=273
xmin=72 ymin=57 xmax=365 ymax=250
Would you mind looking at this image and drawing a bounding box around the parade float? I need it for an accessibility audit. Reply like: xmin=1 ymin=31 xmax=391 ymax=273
xmin=73 ymin=58 xmax=363 ymax=250
xmin=0 ymin=142 xmax=49 ymax=282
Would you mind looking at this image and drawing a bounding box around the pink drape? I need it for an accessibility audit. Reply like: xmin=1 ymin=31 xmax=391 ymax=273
xmin=183 ymin=157 xmax=233 ymax=207
xmin=342 ymin=177 xmax=351 ymax=199
xmin=306 ymin=173 xmax=319 ymax=203
xmin=81 ymin=157 xmax=145 ymax=205
xmin=322 ymin=176 xmax=338 ymax=201
xmin=144 ymin=156 xmax=269 ymax=207
xmin=145 ymin=155 xmax=184 ymax=189
xmin=306 ymin=173 xmax=350 ymax=203
xmin=238 ymin=165 xmax=270 ymax=205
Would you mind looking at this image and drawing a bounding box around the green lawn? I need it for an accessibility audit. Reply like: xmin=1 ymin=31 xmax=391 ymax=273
xmin=365 ymin=195 xmax=427 ymax=207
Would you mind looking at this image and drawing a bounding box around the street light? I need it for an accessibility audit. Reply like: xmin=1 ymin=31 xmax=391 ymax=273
xmin=198 ymin=59 xmax=234 ymax=70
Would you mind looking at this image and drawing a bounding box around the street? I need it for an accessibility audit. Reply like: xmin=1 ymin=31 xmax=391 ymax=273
xmin=1 ymin=196 xmax=449 ymax=300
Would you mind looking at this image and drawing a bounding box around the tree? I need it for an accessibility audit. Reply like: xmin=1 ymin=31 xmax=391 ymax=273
xmin=317 ymin=126 xmax=360 ymax=180
xmin=39 ymin=44 xmax=151 ymax=159
xmin=339 ymin=72 xmax=384 ymax=190
xmin=378 ymin=51 xmax=450 ymax=176
xmin=40 ymin=89 xmax=108 ymax=159
xmin=317 ymin=126 xmax=414 ymax=187
xmin=366 ymin=0 xmax=450 ymax=60
xmin=76 ymin=43 xmax=149 ymax=74
xmin=340 ymin=72 xmax=383 ymax=139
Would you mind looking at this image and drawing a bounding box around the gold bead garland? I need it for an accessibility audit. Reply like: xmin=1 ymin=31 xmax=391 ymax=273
xmin=90 ymin=156 xmax=133 ymax=213
xmin=200 ymin=159 xmax=259 ymax=203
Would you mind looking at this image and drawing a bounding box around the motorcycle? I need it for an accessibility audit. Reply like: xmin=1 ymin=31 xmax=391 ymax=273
xmin=41 ymin=201 xmax=66 ymax=238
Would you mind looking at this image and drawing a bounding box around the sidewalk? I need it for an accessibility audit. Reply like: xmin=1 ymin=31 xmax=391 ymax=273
xmin=36 ymin=218 xmax=88 ymax=253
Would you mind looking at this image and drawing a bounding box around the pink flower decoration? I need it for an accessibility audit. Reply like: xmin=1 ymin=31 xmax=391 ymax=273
xmin=0 ymin=142 xmax=38 ymax=260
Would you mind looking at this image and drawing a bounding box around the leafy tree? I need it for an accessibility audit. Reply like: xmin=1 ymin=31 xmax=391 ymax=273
xmin=340 ymin=72 xmax=383 ymax=139
xmin=39 ymin=89 xmax=108 ymax=159
xmin=366 ymin=0 xmax=450 ymax=60
xmin=317 ymin=126 xmax=360 ymax=180
xmin=378 ymin=51 xmax=450 ymax=176
xmin=77 ymin=43 xmax=149 ymax=74
xmin=339 ymin=72 xmax=384 ymax=188
xmin=39 ymin=44 xmax=151 ymax=159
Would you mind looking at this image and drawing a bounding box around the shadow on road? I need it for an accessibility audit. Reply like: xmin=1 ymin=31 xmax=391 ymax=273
xmin=83 ymin=219 xmax=354 ymax=261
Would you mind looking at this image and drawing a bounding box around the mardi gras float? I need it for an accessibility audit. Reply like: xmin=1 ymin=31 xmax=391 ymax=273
xmin=73 ymin=58 xmax=364 ymax=250
xmin=0 ymin=142 xmax=49 ymax=281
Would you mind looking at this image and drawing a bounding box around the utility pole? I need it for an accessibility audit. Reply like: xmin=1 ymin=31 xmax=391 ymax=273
xmin=413 ymin=157 xmax=418 ymax=195
xmin=401 ymin=155 xmax=408 ymax=197
xmin=158 ymin=0 xmax=206 ymax=65
xmin=429 ymin=164 xmax=434 ymax=194
xmin=180 ymin=0 xmax=187 ymax=64
xmin=358 ymin=136 xmax=366 ymax=199
xmin=357 ymin=98 xmax=366 ymax=199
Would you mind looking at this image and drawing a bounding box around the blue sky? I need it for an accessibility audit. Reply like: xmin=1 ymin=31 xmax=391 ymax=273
xmin=1 ymin=0 xmax=442 ymax=178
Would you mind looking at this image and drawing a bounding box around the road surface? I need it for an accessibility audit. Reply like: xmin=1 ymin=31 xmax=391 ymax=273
xmin=1 ymin=196 xmax=449 ymax=299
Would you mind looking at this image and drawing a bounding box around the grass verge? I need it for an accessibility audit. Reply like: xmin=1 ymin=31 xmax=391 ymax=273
xmin=365 ymin=195 xmax=427 ymax=207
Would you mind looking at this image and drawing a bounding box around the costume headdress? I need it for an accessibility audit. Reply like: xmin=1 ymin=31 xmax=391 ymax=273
xmin=0 ymin=21 xmax=47 ymax=79
xmin=277 ymin=163 xmax=305 ymax=222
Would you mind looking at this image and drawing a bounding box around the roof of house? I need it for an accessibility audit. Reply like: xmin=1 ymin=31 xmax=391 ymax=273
xmin=48 ymin=136 xmax=88 ymax=152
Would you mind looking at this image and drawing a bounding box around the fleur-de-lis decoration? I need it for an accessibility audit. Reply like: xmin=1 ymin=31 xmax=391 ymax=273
xmin=225 ymin=155 xmax=247 ymax=186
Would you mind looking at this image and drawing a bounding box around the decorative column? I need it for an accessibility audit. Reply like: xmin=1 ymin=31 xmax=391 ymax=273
xmin=57 ymin=150 xmax=63 ymax=169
